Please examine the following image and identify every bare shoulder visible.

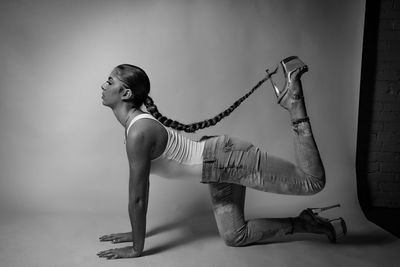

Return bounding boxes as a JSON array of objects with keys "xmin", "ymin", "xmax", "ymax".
[{"xmin": 126, "ymin": 118, "xmax": 160, "ymax": 158}]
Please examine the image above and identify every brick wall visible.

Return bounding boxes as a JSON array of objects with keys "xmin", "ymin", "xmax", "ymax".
[{"xmin": 357, "ymin": 0, "xmax": 400, "ymax": 208}]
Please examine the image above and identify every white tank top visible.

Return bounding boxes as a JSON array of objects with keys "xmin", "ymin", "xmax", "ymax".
[{"xmin": 126, "ymin": 114, "xmax": 205, "ymax": 180}]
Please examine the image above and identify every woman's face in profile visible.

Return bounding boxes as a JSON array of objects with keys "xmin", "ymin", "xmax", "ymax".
[{"xmin": 101, "ymin": 70, "xmax": 126, "ymax": 108}]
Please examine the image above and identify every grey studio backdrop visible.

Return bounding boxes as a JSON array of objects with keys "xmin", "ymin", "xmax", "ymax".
[{"xmin": 1, "ymin": 1, "xmax": 398, "ymax": 267}]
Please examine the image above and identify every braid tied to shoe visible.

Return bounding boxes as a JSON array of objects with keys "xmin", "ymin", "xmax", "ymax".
[{"xmin": 114, "ymin": 64, "xmax": 276, "ymax": 133}]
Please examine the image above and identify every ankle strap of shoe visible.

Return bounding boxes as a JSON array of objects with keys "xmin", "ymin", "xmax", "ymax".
[{"xmin": 292, "ymin": 117, "xmax": 310, "ymax": 125}]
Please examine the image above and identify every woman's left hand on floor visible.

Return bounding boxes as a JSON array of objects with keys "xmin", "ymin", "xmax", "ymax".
[{"xmin": 97, "ymin": 246, "xmax": 141, "ymax": 259}]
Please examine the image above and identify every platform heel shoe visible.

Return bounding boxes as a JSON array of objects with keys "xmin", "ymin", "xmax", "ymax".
[
  {"xmin": 266, "ymin": 56, "xmax": 309, "ymax": 111},
  {"xmin": 299, "ymin": 204, "xmax": 347, "ymax": 243}
]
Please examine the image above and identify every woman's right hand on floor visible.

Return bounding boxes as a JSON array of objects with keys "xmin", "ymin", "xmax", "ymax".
[{"xmin": 99, "ymin": 232, "xmax": 132, "ymax": 243}]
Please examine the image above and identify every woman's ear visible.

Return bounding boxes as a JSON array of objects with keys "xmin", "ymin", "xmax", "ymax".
[{"xmin": 121, "ymin": 88, "xmax": 133, "ymax": 101}]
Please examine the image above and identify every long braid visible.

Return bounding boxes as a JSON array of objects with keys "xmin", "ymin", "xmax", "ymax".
[
  {"xmin": 144, "ymin": 69, "xmax": 276, "ymax": 133},
  {"xmin": 144, "ymin": 96, "xmax": 187, "ymax": 131}
]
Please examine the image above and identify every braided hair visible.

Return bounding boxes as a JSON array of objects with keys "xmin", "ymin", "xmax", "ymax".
[{"xmin": 115, "ymin": 64, "xmax": 273, "ymax": 133}]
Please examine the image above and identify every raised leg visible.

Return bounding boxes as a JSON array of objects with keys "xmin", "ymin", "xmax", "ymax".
[
  {"xmin": 272, "ymin": 56, "xmax": 325, "ymax": 185},
  {"xmin": 216, "ymin": 57, "xmax": 325, "ymax": 195}
]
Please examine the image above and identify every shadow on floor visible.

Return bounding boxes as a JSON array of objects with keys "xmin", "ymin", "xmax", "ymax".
[
  {"xmin": 341, "ymin": 231, "xmax": 398, "ymax": 246},
  {"xmin": 141, "ymin": 203, "xmax": 399, "ymax": 256},
  {"xmin": 144, "ymin": 204, "xmax": 219, "ymax": 256}
]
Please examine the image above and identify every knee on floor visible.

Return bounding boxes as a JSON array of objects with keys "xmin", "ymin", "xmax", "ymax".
[{"xmin": 221, "ymin": 231, "xmax": 248, "ymax": 247}]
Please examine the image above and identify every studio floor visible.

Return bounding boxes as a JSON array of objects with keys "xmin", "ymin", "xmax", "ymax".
[{"xmin": 0, "ymin": 208, "xmax": 399, "ymax": 267}]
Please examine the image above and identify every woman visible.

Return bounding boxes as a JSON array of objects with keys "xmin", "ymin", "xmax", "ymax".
[{"xmin": 97, "ymin": 56, "xmax": 347, "ymax": 259}]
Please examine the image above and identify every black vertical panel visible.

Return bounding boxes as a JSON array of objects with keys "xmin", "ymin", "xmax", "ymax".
[{"xmin": 356, "ymin": 0, "xmax": 380, "ymax": 212}]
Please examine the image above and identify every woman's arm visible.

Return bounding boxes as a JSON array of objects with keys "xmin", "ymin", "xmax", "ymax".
[
  {"xmin": 97, "ymin": 128, "xmax": 152, "ymax": 260},
  {"xmin": 126, "ymin": 129, "xmax": 152, "ymax": 257}
]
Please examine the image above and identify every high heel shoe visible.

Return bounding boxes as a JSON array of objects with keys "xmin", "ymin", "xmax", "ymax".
[
  {"xmin": 298, "ymin": 204, "xmax": 347, "ymax": 243},
  {"xmin": 266, "ymin": 56, "xmax": 308, "ymax": 111}
]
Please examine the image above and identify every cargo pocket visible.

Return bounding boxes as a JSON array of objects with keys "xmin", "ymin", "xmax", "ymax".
[{"xmin": 223, "ymin": 136, "xmax": 254, "ymax": 152}]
